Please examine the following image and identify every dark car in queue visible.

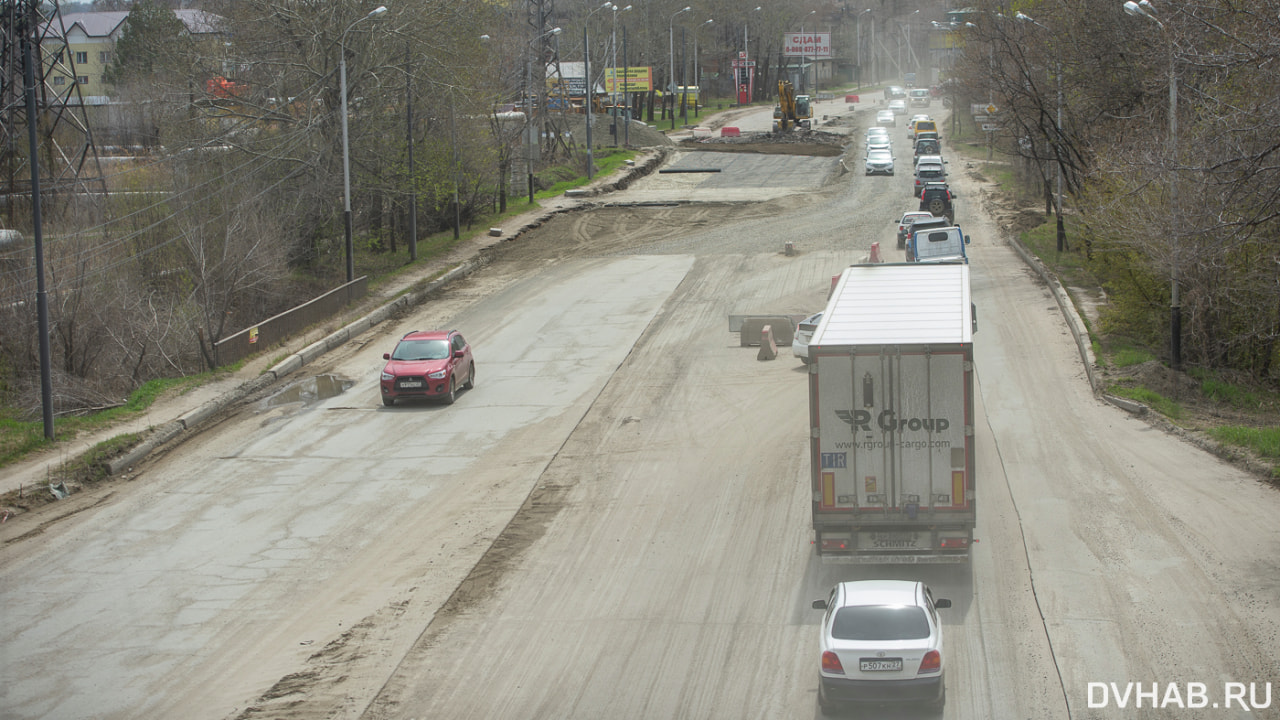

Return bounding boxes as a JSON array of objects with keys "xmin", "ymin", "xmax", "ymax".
[{"xmin": 380, "ymin": 329, "xmax": 475, "ymax": 406}]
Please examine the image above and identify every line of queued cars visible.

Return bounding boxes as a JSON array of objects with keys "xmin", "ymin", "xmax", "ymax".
[
  {"xmin": 818, "ymin": 91, "xmax": 961, "ymax": 713},
  {"xmin": 813, "ymin": 95, "xmax": 962, "ymax": 710},
  {"xmin": 864, "ymin": 124, "xmax": 895, "ymax": 175}
]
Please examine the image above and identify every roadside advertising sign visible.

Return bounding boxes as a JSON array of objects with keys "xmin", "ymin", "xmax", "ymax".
[
  {"xmin": 547, "ymin": 75, "xmax": 586, "ymax": 97},
  {"xmin": 604, "ymin": 67, "xmax": 654, "ymax": 93},
  {"xmin": 783, "ymin": 32, "xmax": 832, "ymax": 59}
]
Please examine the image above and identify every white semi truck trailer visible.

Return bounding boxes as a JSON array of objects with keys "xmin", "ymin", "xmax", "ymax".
[{"xmin": 807, "ymin": 262, "xmax": 976, "ymax": 562}]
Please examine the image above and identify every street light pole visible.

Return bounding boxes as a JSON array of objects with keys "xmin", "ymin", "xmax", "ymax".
[
  {"xmin": 339, "ymin": 5, "xmax": 387, "ymax": 284},
  {"xmin": 856, "ymin": 9, "xmax": 871, "ymax": 88},
  {"xmin": 738, "ymin": 6, "xmax": 761, "ymax": 106},
  {"xmin": 610, "ymin": 4, "xmax": 632, "ymax": 143},
  {"xmin": 1123, "ymin": 0, "xmax": 1180, "ymax": 368},
  {"xmin": 584, "ymin": 2, "xmax": 613, "ymax": 180},
  {"xmin": 21, "ymin": 20, "xmax": 54, "ymax": 438},
  {"xmin": 800, "ymin": 9, "xmax": 815, "ymax": 93},
  {"xmin": 404, "ymin": 41, "xmax": 417, "ymax": 261},
  {"xmin": 522, "ymin": 26, "xmax": 562, "ymax": 203},
  {"xmin": 692, "ymin": 18, "xmax": 712, "ymax": 118},
  {"xmin": 669, "ymin": 5, "xmax": 691, "ymax": 129},
  {"xmin": 904, "ymin": 9, "xmax": 919, "ymax": 79}
]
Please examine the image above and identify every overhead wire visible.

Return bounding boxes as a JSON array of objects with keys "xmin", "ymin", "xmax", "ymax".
[{"xmin": 0, "ymin": 68, "xmax": 356, "ymax": 305}]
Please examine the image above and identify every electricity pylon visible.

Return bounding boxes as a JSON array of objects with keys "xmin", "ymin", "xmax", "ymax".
[{"xmin": 1, "ymin": 0, "xmax": 107, "ymax": 226}]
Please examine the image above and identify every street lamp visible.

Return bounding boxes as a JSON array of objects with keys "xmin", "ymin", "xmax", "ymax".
[
  {"xmin": 739, "ymin": 7, "xmax": 762, "ymax": 106},
  {"xmin": 522, "ymin": 26, "xmax": 563, "ymax": 202},
  {"xmin": 688, "ymin": 18, "xmax": 712, "ymax": 121},
  {"xmin": 1122, "ymin": 0, "xmax": 1181, "ymax": 368},
  {"xmin": 1016, "ymin": 12, "xmax": 1067, "ymax": 254},
  {"xmin": 584, "ymin": 1, "xmax": 613, "ymax": 180},
  {"xmin": 903, "ymin": 8, "xmax": 920, "ymax": 80},
  {"xmin": 800, "ymin": 9, "xmax": 816, "ymax": 93},
  {"xmin": 610, "ymin": 4, "xmax": 632, "ymax": 143},
  {"xmin": 669, "ymin": 5, "xmax": 691, "ymax": 128},
  {"xmin": 855, "ymin": 9, "xmax": 871, "ymax": 88},
  {"xmin": 339, "ymin": 5, "xmax": 388, "ymax": 283}
]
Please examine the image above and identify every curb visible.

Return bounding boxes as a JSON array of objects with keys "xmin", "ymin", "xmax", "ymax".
[{"xmin": 1007, "ymin": 235, "xmax": 1157, "ymax": 418}]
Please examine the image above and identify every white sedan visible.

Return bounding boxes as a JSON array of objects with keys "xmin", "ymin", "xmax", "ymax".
[
  {"xmin": 812, "ymin": 580, "xmax": 951, "ymax": 713},
  {"xmin": 875, "ymin": 110, "xmax": 896, "ymax": 127},
  {"xmin": 792, "ymin": 312, "xmax": 823, "ymax": 363}
]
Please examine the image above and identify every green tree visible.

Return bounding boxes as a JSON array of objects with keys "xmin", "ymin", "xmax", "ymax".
[{"xmin": 103, "ymin": 0, "xmax": 192, "ymax": 88}]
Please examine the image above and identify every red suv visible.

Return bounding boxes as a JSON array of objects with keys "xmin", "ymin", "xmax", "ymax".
[{"xmin": 380, "ymin": 329, "xmax": 474, "ymax": 406}]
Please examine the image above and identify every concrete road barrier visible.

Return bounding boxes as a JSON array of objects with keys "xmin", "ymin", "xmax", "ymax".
[
  {"xmin": 298, "ymin": 340, "xmax": 327, "ymax": 365},
  {"xmin": 271, "ymin": 354, "xmax": 303, "ymax": 378},
  {"xmin": 757, "ymin": 325, "xmax": 778, "ymax": 361},
  {"xmin": 738, "ymin": 316, "xmax": 796, "ymax": 347}
]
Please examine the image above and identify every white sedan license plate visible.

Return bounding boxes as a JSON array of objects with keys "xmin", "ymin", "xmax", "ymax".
[
  {"xmin": 860, "ymin": 658, "xmax": 903, "ymax": 672},
  {"xmin": 399, "ymin": 381, "xmax": 423, "ymax": 388}
]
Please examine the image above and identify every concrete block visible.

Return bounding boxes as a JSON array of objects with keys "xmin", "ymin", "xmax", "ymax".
[
  {"xmin": 738, "ymin": 316, "xmax": 796, "ymax": 346},
  {"xmin": 489, "ymin": 228, "xmax": 503, "ymax": 237},
  {"xmin": 272, "ymin": 354, "xmax": 303, "ymax": 377},
  {"xmin": 757, "ymin": 325, "xmax": 778, "ymax": 361},
  {"xmin": 244, "ymin": 374, "xmax": 276, "ymax": 396},
  {"xmin": 152, "ymin": 421, "xmax": 185, "ymax": 445},
  {"xmin": 346, "ymin": 316, "xmax": 371, "ymax": 338},
  {"xmin": 324, "ymin": 327, "xmax": 350, "ymax": 351},
  {"xmin": 298, "ymin": 340, "xmax": 327, "ymax": 365},
  {"xmin": 178, "ymin": 401, "xmax": 220, "ymax": 430},
  {"xmin": 107, "ymin": 439, "xmax": 158, "ymax": 475},
  {"xmin": 367, "ymin": 305, "xmax": 393, "ymax": 326}
]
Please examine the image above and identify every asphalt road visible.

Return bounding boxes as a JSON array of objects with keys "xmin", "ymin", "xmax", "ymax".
[{"xmin": 2, "ymin": 102, "xmax": 1278, "ymax": 720}]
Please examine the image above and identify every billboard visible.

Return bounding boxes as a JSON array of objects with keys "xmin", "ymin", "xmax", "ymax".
[
  {"xmin": 783, "ymin": 32, "xmax": 832, "ymax": 59},
  {"xmin": 604, "ymin": 67, "xmax": 654, "ymax": 93},
  {"xmin": 547, "ymin": 75, "xmax": 587, "ymax": 97}
]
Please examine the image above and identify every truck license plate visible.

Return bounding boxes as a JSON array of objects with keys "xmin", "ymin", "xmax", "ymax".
[
  {"xmin": 860, "ymin": 658, "xmax": 903, "ymax": 672},
  {"xmin": 860, "ymin": 532, "xmax": 922, "ymax": 550}
]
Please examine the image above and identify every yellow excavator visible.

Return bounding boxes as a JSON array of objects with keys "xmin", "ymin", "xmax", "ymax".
[{"xmin": 773, "ymin": 80, "xmax": 813, "ymax": 131}]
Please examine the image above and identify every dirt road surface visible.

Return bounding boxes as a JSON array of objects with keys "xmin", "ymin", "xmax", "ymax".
[{"xmin": 2, "ymin": 102, "xmax": 1278, "ymax": 720}]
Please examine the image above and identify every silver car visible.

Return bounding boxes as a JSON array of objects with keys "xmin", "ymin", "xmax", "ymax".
[{"xmin": 865, "ymin": 149, "xmax": 894, "ymax": 175}]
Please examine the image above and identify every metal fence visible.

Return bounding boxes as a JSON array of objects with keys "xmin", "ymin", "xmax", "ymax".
[{"xmin": 213, "ymin": 276, "xmax": 368, "ymax": 367}]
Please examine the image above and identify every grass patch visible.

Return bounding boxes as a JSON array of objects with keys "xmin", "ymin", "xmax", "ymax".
[
  {"xmin": 1200, "ymin": 377, "xmax": 1261, "ymax": 408},
  {"xmin": 0, "ymin": 375, "xmax": 201, "ymax": 470},
  {"xmin": 1113, "ymin": 347, "xmax": 1156, "ymax": 368},
  {"xmin": 1186, "ymin": 367, "xmax": 1270, "ymax": 410},
  {"xmin": 1208, "ymin": 426, "xmax": 1280, "ymax": 460},
  {"xmin": 65, "ymin": 433, "xmax": 143, "ymax": 483},
  {"xmin": 1019, "ymin": 217, "xmax": 1095, "ymax": 288},
  {"xmin": 539, "ymin": 149, "xmax": 638, "ymax": 197},
  {"xmin": 1108, "ymin": 385, "xmax": 1182, "ymax": 419}
]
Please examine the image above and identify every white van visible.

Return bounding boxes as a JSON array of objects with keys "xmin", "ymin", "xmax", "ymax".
[{"xmin": 909, "ymin": 88, "xmax": 930, "ymax": 107}]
